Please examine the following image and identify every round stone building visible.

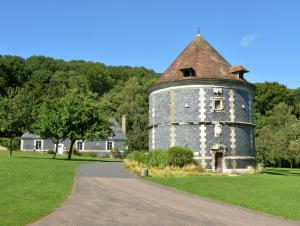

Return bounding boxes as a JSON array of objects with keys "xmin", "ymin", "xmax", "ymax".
[{"xmin": 148, "ymin": 34, "xmax": 255, "ymax": 173}]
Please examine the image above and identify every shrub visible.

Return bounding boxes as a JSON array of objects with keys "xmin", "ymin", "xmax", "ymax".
[
  {"xmin": 80, "ymin": 152, "xmax": 97, "ymax": 157},
  {"xmin": 111, "ymin": 147, "xmax": 120, "ymax": 158},
  {"xmin": 126, "ymin": 151, "xmax": 149, "ymax": 165},
  {"xmin": 166, "ymin": 146, "xmax": 194, "ymax": 167},
  {"xmin": 147, "ymin": 150, "xmax": 167, "ymax": 167},
  {"xmin": 73, "ymin": 149, "xmax": 82, "ymax": 156},
  {"xmin": 126, "ymin": 148, "xmax": 194, "ymax": 168},
  {"xmin": 47, "ymin": 150, "xmax": 54, "ymax": 154},
  {"xmin": 0, "ymin": 138, "xmax": 20, "ymax": 150}
]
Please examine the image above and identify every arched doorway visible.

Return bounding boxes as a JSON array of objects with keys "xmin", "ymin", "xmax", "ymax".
[{"xmin": 215, "ymin": 152, "xmax": 223, "ymax": 173}]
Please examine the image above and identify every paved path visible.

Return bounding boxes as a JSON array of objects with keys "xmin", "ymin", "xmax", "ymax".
[{"xmin": 32, "ymin": 162, "xmax": 300, "ymax": 226}]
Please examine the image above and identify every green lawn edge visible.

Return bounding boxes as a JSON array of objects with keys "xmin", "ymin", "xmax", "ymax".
[
  {"xmin": 144, "ymin": 168, "xmax": 300, "ymax": 221},
  {"xmin": 0, "ymin": 151, "xmax": 121, "ymax": 226}
]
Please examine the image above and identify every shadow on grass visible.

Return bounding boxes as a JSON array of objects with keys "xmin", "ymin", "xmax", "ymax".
[
  {"xmin": 262, "ymin": 169, "xmax": 300, "ymax": 177},
  {"xmin": 15, "ymin": 156, "xmax": 122, "ymax": 162},
  {"xmin": 263, "ymin": 171, "xmax": 287, "ymax": 176}
]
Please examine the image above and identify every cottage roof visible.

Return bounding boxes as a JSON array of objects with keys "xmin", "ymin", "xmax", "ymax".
[
  {"xmin": 21, "ymin": 132, "xmax": 40, "ymax": 139},
  {"xmin": 156, "ymin": 35, "xmax": 249, "ymax": 85},
  {"xmin": 21, "ymin": 119, "xmax": 127, "ymax": 141}
]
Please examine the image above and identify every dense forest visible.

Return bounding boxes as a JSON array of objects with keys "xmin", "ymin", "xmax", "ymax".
[{"xmin": 0, "ymin": 55, "xmax": 300, "ymax": 166}]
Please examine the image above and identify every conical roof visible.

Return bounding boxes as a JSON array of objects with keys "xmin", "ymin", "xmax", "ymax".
[{"xmin": 156, "ymin": 35, "xmax": 246, "ymax": 85}]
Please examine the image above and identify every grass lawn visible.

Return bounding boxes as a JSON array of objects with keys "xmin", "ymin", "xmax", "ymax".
[
  {"xmin": 0, "ymin": 151, "xmax": 121, "ymax": 226},
  {"xmin": 146, "ymin": 168, "xmax": 300, "ymax": 221}
]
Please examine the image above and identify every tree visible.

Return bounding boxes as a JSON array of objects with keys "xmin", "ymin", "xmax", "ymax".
[
  {"xmin": 256, "ymin": 103, "xmax": 300, "ymax": 167},
  {"xmin": 0, "ymin": 56, "xmax": 28, "ymax": 94},
  {"xmin": 0, "ymin": 88, "xmax": 38, "ymax": 157},
  {"xmin": 34, "ymin": 98, "xmax": 69, "ymax": 159},
  {"xmin": 288, "ymin": 138, "xmax": 300, "ymax": 168},
  {"xmin": 292, "ymin": 87, "xmax": 300, "ymax": 104},
  {"xmin": 254, "ymin": 82, "xmax": 294, "ymax": 115},
  {"xmin": 61, "ymin": 90, "xmax": 111, "ymax": 160},
  {"xmin": 100, "ymin": 77, "xmax": 156, "ymax": 151}
]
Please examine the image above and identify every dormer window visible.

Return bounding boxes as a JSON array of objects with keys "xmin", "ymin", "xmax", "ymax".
[
  {"xmin": 230, "ymin": 65, "xmax": 249, "ymax": 79},
  {"xmin": 180, "ymin": 68, "xmax": 196, "ymax": 77}
]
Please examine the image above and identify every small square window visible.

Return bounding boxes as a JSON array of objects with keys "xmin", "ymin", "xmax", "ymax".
[{"xmin": 213, "ymin": 98, "xmax": 223, "ymax": 111}]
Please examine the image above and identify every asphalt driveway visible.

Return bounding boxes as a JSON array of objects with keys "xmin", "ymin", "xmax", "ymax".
[{"xmin": 32, "ymin": 162, "xmax": 300, "ymax": 226}]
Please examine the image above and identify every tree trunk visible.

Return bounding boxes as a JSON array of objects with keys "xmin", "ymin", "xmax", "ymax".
[
  {"xmin": 9, "ymin": 137, "xmax": 13, "ymax": 158},
  {"xmin": 290, "ymin": 161, "xmax": 293, "ymax": 168},
  {"xmin": 67, "ymin": 140, "xmax": 75, "ymax": 160},
  {"xmin": 53, "ymin": 140, "xmax": 59, "ymax": 159}
]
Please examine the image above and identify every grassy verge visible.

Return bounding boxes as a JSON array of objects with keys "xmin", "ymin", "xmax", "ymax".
[
  {"xmin": 145, "ymin": 168, "xmax": 300, "ymax": 221},
  {"xmin": 0, "ymin": 151, "xmax": 121, "ymax": 226}
]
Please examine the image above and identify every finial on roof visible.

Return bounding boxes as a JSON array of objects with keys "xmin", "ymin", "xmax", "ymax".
[{"xmin": 196, "ymin": 27, "xmax": 201, "ymax": 37}]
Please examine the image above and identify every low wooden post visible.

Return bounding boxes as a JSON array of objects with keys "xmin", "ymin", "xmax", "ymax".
[{"xmin": 141, "ymin": 168, "xmax": 148, "ymax": 177}]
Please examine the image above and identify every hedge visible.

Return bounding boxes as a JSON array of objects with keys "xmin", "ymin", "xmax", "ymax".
[{"xmin": 126, "ymin": 146, "xmax": 194, "ymax": 168}]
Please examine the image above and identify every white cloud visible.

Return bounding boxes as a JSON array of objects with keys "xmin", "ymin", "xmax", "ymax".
[{"xmin": 240, "ymin": 33, "xmax": 259, "ymax": 47}]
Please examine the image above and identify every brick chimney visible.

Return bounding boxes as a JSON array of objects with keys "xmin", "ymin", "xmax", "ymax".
[{"xmin": 121, "ymin": 114, "xmax": 126, "ymax": 134}]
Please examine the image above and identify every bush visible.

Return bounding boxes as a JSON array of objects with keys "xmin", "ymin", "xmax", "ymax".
[
  {"xmin": 147, "ymin": 150, "xmax": 167, "ymax": 167},
  {"xmin": 47, "ymin": 150, "xmax": 54, "ymax": 154},
  {"xmin": 126, "ymin": 151, "xmax": 149, "ymax": 165},
  {"xmin": 73, "ymin": 149, "xmax": 82, "ymax": 156},
  {"xmin": 126, "ymin": 147, "xmax": 194, "ymax": 168},
  {"xmin": 166, "ymin": 146, "xmax": 194, "ymax": 167},
  {"xmin": 111, "ymin": 147, "xmax": 120, "ymax": 158},
  {"xmin": 0, "ymin": 138, "xmax": 20, "ymax": 150},
  {"xmin": 80, "ymin": 152, "xmax": 97, "ymax": 157}
]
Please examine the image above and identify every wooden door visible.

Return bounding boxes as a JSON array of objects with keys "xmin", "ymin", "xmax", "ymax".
[{"xmin": 215, "ymin": 152, "xmax": 223, "ymax": 172}]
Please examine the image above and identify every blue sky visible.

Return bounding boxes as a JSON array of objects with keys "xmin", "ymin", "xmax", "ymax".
[{"xmin": 0, "ymin": 0, "xmax": 299, "ymax": 88}]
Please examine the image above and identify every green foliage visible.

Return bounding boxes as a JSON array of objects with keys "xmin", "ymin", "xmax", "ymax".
[
  {"xmin": 292, "ymin": 87, "xmax": 300, "ymax": 104},
  {"xmin": 0, "ymin": 87, "xmax": 40, "ymax": 157},
  {"xmin": 0, "ymin": 56, "xmax": 29, "ymax": 94},
  {"xmin": 254, "ymin": 82, "xmax": 294, "ymax": 115},
  {"xmin": 166, "ymin": 146, "xmax": 194, "ymax": 167},
  {"xmin": 73, "ymin": 148, "xmax": 81, "ymax": 156},
  {"xmin": 0, "ymin": 55, "xmax": 159, "ymax": 159},
  {"xmin": 111, "ymin": 147, "xmax": 120, "ymax": 158},
  {"xmin": 256, "ymin": 103, "xmax": 300, "ymax": 167},
  {"xmin": 147, "ymin": 150, "xmax": 168, "ymax": 167},
  {"xmin": 59, "ymin": 89, "xmax": 111, "ymax": 159},
  {"xmin": 47, "ymin": 150, "xmax": 54, "ymax": 154},
  {"xmin": 34, "ymin": 97, "xmax": 69, "ymax": 157},
  {"xmin": 80, "ymin": 152, "xmax": 97, "ymax": 157},
  {"xmin": 0, "ymin": 137, "xmax": 20, "ymax": 150},
  {"xmin": 0, "ymin": 87, "xmax": 38, "ymax": 137},
  {"xmin": 126, "ymin": 151, "xmax": 149, "ymax": 165},
  {"xmin": 287, "ymin": 138, "xmax": 300, "ymax": 167},
  {"xmin": 126, "ymin": 147, "xmax": 194, "ymax": 168},
  {"xmin": 100, "ymin": 76, "xmax": 157, "ymax": 151}
]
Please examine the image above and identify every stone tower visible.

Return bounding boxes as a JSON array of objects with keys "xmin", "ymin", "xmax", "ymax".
[{"xmin": 148, "ymin": 34, "xmax": 255, "ymax": 173}]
